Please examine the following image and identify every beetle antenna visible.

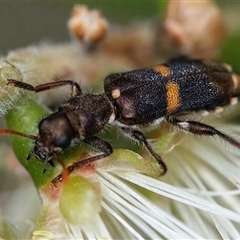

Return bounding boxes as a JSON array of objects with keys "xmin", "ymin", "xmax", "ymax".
[{"xmin": 0, "ymin": 129, "xmax": 36, "ymax": 140}]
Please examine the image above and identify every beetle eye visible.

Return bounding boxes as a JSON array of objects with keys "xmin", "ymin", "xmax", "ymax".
[{"xmin": 55, "ymin": 135, "xmax": 71, "ymax": 149}]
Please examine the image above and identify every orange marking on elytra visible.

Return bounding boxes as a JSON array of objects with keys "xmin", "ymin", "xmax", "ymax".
[
  {"xmin": 166, "ymin": 82, "xmax": 180, "ymax": 114},
  {"xmin": 152, "ymin": 65, "xmax": 171, "ymax": 77}
]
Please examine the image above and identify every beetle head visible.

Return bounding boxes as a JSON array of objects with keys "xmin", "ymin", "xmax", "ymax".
[{"xmin": 31, "ymin": 111, "xmax": 76, "ymax": 163}]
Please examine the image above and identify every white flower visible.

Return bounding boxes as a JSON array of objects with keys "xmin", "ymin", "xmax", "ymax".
[{"xmin": 29, "ymin": 122, "xmax": 240, "ymax": 239}]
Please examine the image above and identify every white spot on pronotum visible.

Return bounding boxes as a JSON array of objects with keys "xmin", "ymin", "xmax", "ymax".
[
  {"xmin": 230, "ymin": 97, "xmax": 238, "ymax": 106},
  {"xmin": 111, "ymin": 89, "xmax": 120, "ymax": 99}
]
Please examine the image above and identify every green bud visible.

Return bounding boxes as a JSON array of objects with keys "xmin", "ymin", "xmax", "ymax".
[{"xmin": 59, "ymin": 175, "xmax": 101, "ymax": 225}]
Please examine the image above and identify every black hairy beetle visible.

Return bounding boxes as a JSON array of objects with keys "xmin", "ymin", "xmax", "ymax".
[{"xmin": 4, "ymin": 57, "xmax": 240, "ymax": 184}]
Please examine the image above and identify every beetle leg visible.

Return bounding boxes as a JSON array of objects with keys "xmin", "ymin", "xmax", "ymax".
[
  {"xmin": 121, "ymin": 127, "xmax": 167, "ymax": 175},
  {"xmin": 52, "ymin": 136, "xmax": 113, "ymax": 186},
  {"xmin": 42, "ymin": 159, "xmax": 54, "ymax": 174},
  {"xmin": 7, "ymin": 79, "xmax": 82, "ymax": 97},
  {"xmin": 168, "ymin": 117, "xmax": 240, "ymax": 148}
]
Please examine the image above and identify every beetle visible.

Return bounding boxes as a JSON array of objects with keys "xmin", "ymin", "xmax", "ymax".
[{"xmin": 4, "ymin": 57, "xmax": 240, "ymax": 184}]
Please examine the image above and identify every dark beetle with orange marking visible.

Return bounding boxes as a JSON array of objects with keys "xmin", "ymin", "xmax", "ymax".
[{"xmin": 4, "ymin": 57, "xmax": 240, "ymax": 184}]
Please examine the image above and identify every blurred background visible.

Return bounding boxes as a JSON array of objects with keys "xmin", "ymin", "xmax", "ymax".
[
  {"xmin": 0, "ymin": 3, "xmax": 235, "ymax": 48},
  {"xmin": 0, "ymin": 1, "xmax": 239, "ymax": 70},
  {"xmin": 0, "ymin": 1, "xmax": 163, "ymax": 54}
]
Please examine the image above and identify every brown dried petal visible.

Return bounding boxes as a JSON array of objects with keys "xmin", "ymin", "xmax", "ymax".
[
  {"xmin": 156, "ymin": 0, "xmax": 227, "ymax": 59},
  {"xmin": 68, "ymin": 5, "xmax": 108, "ymax": 44}
]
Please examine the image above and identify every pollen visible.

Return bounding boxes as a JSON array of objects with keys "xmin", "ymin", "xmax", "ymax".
[{"xmin": 166, "ymin": 82, "xmax": 180, "ymax": 114}]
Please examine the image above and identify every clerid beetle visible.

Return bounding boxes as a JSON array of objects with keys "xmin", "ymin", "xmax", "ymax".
[{"xmin": 4, "ymin": 57, "xmax": 240, "ymax": 184}]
